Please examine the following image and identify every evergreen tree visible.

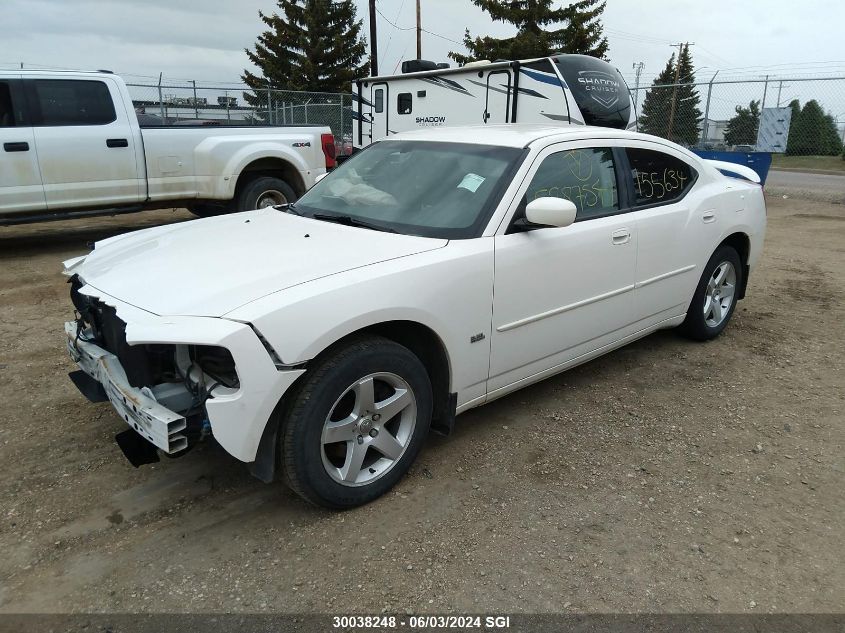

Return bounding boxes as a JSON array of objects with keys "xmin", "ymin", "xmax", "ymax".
[
  {"xmin": 723, "ymin": 100, "xmax": 761, "ymax": 146},
  {"xmin": 671, "ymin": 44, "xmax": 702, "ymax": 145},
  {"xmin": 787, "ymin": 100, "xmax": 843, "ymax": 156},
  {"xmin": 449, "ymin": 0, "xmax": 609, "ymax": 65},
  {"xmin": 785, "ymin": 99, "xmax": 802, "ymax": 155},
  {"xmin": 820, "ymin": 112, "xmax": 844, "ymax": 156},
  {"xmin": 242, "ymin": 0, "xmax": 369, "ymax": 104},
  {"xmin": 638, "ymin": 45, "xmax": 701, "ymax": 145},
  {"xmin": 637, "ymin": 55, "xmax": 675, "ymax": 139}
]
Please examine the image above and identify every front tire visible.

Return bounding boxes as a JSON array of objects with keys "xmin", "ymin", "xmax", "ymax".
[
  {"xmin": 280, "ymin": 336, "xmax": 433, "ymax": 509},
  {"xmin": 679, "ymin": 245, "xmax": 743, "ymax": 341}
]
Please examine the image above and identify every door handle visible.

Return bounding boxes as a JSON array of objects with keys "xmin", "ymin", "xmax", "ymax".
[
  {"xmin": 106, "ymin": 138, "xmax": 129, "ymax": 148},
  {"xmin": 3, "ymin": 142, "xmax": 29, "ymax": 152},
  {"xmin": 702, "ymin": 211, "xmax": 716, "ymax": 223},
  {"xmin": 611, "ymin": 228, "xmax": 631, "ymax": 245}
]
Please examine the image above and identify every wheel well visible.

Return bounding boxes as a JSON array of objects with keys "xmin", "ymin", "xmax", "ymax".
[
  {"xmin": 357, "ymin": 321, "xmax": 454, "ymax": 433},
  {"xmin": 235, "ymin": 158, "xmax": 305, "ymax": 199},
  {"xmin": 719, "ymin": 232, "xmax": 750, "ymax": 299},
  {"xmin": 247, "ymin": 319, "xmax": 455, "ymax": 484}
]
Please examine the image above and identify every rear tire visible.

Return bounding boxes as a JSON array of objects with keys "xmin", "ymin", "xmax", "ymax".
[
  {"xmin": 236, "ymin": 176, "xmax": 297, "ymax": 212},
  {"xmin": 679, "ymin": 245, "xmax": 743, "ymax": 341},
  {"xmin": 280, "ymin": 336, "xmax": 432, "ymax": 509}
]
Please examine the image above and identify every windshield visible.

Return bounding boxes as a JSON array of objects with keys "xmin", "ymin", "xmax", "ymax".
[{"xmin": 294, "ymin": 141, "xmax": 524, "ymax": 239}]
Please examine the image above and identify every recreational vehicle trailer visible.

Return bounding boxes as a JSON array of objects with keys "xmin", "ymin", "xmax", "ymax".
[{"xmin": 352, "ymin": 54, "xmax": 636, "ymax": 150}]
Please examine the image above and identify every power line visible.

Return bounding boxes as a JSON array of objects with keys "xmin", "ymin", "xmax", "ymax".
[
  {"xmin": 374, "ymin": 6, "xmax": 414, "ymax": 30},
  {"xmin": 375, "ymin": 5, "xmax": 463, "ymax": 45},
  {"xmin": 421, "ymin": 28, "xmax": 463, "ymax": 46},
  {"xmin": 380, "ymin": 0, "xmax": 408, "ymax": 64}
]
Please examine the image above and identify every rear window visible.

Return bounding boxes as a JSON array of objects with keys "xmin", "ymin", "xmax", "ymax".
[
  {"xmin": 30, "ymin": 79, "xmax": 116, "ymax": 126},
  {"xmin": 625, "ymin": 148, "xmax": 696, "ymax": 206},
  {"xmin": 0, "ymin": 82, "xmax": 20, "ymax": 127}
]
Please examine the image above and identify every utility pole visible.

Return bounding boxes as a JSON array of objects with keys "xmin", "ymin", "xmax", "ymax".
[
  {"xmin": 632, "ymin": 61, "xmax": 644, "ymax": 109},
  {"xmin": 416, "ymin": 0, "xmax": 422, "ymax": 60},
  {"xmin": 667, "ymin": 42, "xmax": 693, "ymax": 142},
  {"xmin": 369, "ymin": 0, "xmax": 379, "ymax": 76}
]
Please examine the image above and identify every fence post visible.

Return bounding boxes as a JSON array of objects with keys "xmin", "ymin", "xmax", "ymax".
[
  {"xmin": 157, "ymin": 73, "xmax": 165, "ymax": 122},
  {"xmin": 761, "ymin": 74, "xmax": 769, "ymax": 108},
  {"xmin": 191, "ymin": 79, "xmax": 198, "ymax": 119},
  {"xmin": 267, "ymin": 83, "xmax": 273, "ymax": 125},
  {"xmin": 225, "ymin": 90, "xmax": 231, "ymax": 123},
  {"xmin": 702, "ymin": 71, "xmax": 719, "ymax": 144},
  {"xmin": 339, "ymin": 96, "xmax": 344, "ymax": 139}
]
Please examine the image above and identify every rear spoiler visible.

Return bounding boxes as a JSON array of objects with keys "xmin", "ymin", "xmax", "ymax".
[{"xmin": 705, "ymin": 159, "xmax": 761, "ymax": 184}]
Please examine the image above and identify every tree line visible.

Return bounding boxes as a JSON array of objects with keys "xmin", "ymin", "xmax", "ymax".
[
  {"xmin": 719, "ymin": 98, "xmax": 842, "ymax": 156},
  {"xmin": 243, "ymin": 0, "xmax": 844, "ymax": 158},
  {"xmin": 242, "ymin": 0, "xmax": 608, "ymax": 95}
]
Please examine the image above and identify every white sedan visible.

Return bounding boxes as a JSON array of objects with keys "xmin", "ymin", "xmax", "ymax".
[{"xmin": 63, "ymin": 125, "xmax": 766, "ymax": 508}]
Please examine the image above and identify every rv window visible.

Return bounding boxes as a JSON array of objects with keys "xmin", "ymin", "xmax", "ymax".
[
  {"xmin": 398, "ymin": 93, "xmax": 413, "ymax": 115},
  {"xmin": 374, "ymin": 89, "xmax": 384, "ymax": 114}
]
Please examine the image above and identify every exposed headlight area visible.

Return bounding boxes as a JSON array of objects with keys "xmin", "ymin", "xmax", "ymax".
[
  {"xmin": 185, "ymin": 345, "xmax": 239, "ymax": 390},
  {"xmin": 68, "ymin": 274, "xmax": 240, "ymax": 453}
]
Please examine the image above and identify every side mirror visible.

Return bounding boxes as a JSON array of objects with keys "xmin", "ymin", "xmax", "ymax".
[
  {"xmin": 525, "ymin": 197, "xmax": 577, "ymax": 228},
  {"xmin": 314, "ymin": 172, "xmax": 329, "ymax": 184}
]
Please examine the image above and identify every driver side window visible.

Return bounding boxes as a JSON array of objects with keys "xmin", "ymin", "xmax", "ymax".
[{"xmin": 525, "ymin": 148, "xmax": 619, "ymax": 221}]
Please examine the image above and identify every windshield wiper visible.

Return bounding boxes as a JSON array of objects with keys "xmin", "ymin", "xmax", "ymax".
[
  {"xmin": 312, "ymin": 213, "xmax": 397, "ymax": 233},
  {"xmin": 279, "ymin": 202, "xmax": 303, "ymax": 216}
]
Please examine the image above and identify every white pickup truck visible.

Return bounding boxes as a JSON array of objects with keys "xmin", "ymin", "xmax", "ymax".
[{"xmin": 0, "ymin": 70, "xmax": 335, "ymax": 225}]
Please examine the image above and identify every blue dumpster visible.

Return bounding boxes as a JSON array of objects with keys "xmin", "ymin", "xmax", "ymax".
[{"xmin": 691, "ymin": 150, "xmax": 773, "ymax": 186}]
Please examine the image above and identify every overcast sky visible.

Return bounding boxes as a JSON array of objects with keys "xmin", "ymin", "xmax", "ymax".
[{"xmin": 2, "ymin": 0, "xmax": 844, "ymax": 117}]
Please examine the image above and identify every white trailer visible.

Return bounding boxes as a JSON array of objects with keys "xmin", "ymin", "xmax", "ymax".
[{"xmin": 352, "ymin": 54, "xmax": 636, "ymax": 149}]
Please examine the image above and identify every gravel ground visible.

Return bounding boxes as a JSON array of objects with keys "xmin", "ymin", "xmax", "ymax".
[{"xmin": 0, "ymin": 195, "xmax": 842, "ymax": 615}]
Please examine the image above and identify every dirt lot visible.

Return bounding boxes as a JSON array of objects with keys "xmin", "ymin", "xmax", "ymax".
[{"xmin": 0, "ymin": 196, "xmax": 842, "ymax": 615}]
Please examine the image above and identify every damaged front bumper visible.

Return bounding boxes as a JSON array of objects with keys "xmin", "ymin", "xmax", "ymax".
[
  {"xmin": 63, "ymin": 281, "xmax": 306, "ymax": 464},
  {"xmin": 65, "ymin": 321, "xmax": 189, "ymax": 453}
]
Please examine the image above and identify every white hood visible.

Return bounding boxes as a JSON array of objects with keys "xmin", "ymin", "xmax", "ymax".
[{"xmin": 72, "ymin": 210, "xmax": 447, "ymax": 317}]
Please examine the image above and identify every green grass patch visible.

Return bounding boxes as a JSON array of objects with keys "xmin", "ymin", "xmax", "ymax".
[{"xmin": 771, "ymin": 155, "xmax": 845, "ymax": 172}]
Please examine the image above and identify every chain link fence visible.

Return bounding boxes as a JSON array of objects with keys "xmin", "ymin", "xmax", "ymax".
[
  {"xmin": 629, "ymin": 76, "xmax": 845, "ymax": 157},
  {"xmin": 126, "ymin": 76, "xmax": 845, "ymax": 160},
  {"xmin": 126, "ymin": 81, "xmax": 353, "ymax": 142}
]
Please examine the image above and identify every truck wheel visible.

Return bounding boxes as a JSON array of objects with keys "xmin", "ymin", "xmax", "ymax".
[
  {"xmin": 679, "ymin": 245, "xmax": 743, "ymax": 341},
  {"xmin": 280, "ymin": 336, "xmax": 433, "ymax": 509},
  {"xmin": 237, "ymin": 176, "xmax": 297, "ymax": 212}
]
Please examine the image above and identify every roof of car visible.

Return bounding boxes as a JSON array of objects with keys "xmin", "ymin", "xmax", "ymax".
[{"xmin": 387, "ymin": 124, "xmax": 655, "ymax": 148}]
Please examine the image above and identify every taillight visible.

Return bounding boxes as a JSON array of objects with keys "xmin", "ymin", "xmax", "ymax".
[{"xmin": 321, "ymin": 133, "xmax": 336, "ymax": 169}]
